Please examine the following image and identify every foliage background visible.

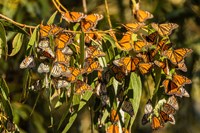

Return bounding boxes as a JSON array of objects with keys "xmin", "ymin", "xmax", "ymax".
[{"xmin": 0, "ymin": 0, "xmax": 200, "ymax": 132}]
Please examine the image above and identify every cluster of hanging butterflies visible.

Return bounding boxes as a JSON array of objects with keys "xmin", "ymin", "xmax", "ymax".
[
  {"xmin": 18, "ymin": 1, "xmax": 193, "ymax": 131},
  {"xmin": 19, "ymin": 10, "xmax": 105, "ymax": 95},
  {"xmin": 142, "ymin": 96, "xmax": 179, "ymax": 130},
  {"xmin": 107, "ymin": 7, "xmax": 193, "ymax": 131}
]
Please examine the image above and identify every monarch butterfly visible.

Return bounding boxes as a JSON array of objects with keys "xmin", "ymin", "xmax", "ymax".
[
  {"xmin": 81, "ymin": 13, "xmax": 103, "ymax": 32},
  {"xmin": 116, "ymin": 31, "xmax": 134, "ymax": 51},
  {"xmin": 51, "ymin": 63, "xmax": 71, "ymax": 77},
  {"xmin": 62, "ymin": 11, "xmax": 85, "ymax": 22},
  {"xmin": 20, "ymin": 56, "xmax": 35, "ymax": 69},
  {"xmin": 37, "ymin": 63, "xmax": 50, "ymax": 73},
  {"xmin": 85, "ymin": 45, "xmax": 106, "ymax": 58},
  {"xmin": 39, "ymin": 24, "xmax": 63, "ymax": 38},
  {"xmin": 151, "ymin": 115, "xmax": 164, "ymax": 130},
  {"xmin": 122, "ymin": 100, "xmax": 134, "ymax": 117},
  {"xmin": 176, "ymin": 60, "xmax": 187, "ymax": 72},
  {"xmin": 150, "ymin": 39, "xmax": 173, "ymax": 58},
  {"xmin": 38, "ymin": 41, "xmax": 55, "ymax": 59},
  {"xmin": 142, "ymin": 100, "xmax": 153, "ymax": 125},
  {"xmin": 6, "ymin": 120, "xmax": 16, "ymax": 132},
  {"xmin": 136, "ymin": 52, "xmax": 151, "ymax": 63},
  {"xmin": 84, "ymin": 57, "xmax": 103, "ymax": 74},
  {"xmin": 61, "ymin": 46, "xmax": 73, "ymax": 55},
  {"xmin": 138, "ymin": 62, "xmax": 153, "ymax": 75},
  {"xmin": 55, "ymin": 49, "xmax": 70, "ymax": 66},
  {"xmin": 159, "ymin": 110, "xmax": 174, "ymax": 123},
  {"xmin": 75, "ymin": 80, "xmax": 92, "ymax": 94},
  {"xmin": 162, "ymin": 74, "xmax": 192, "ymax": 95},
  {"xmin": 106, "ymin": 124, "xmax": 119, "ymax": 133},
  {"xmin": 151, "ymin": 23, "xmax": 179, "ymax": 36},
  {"xmin": 175, "ymin": 87, "xmax": 190, "ymax": 97},
  {"xmin": 56, "ymin": 80, "xmax": 69, "ymax": 89},
  {"xmin": 163, "ymin": 48, "xmax": 193, "ymax": 65},
  {"xmin": 143, "ymin": 32, "xmax": 159, "ymax": 44},
  {"xmin": 55, "ymin": 32, "xmax": 74, "ymax": 49},
  {"xmin": 122, "ymin": 22, "xmax": 145, "ymax": 32},
  {"xmin": 133, "ymin": 40, "xmax": 150, "ymax": 52},
  {"xmin": 110, "ymin": 109, "xmax": 119, "ymax": 123},
  {"xmin": 113, "ymin": 57, "xmax": 140, "ymax": 75},
  {"xmin": 65, "ymin": 67, "xmax": 85, "ymax": 83},
  {"xmin": 162, "ymin": 96, "xmax": 178, "ymax": 115},
  {"xmin": 134, "ymin": 9, "xmax": 154, "ymax": 22},
  {"xmin": 109, "ymin": 64, "xmax": 125, "ymax": 83},
  {"xmin": 154, "ymin": 60, "xmax": 170, "ymax": 75}
]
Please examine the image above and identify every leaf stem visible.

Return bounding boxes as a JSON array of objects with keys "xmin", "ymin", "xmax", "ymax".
[
  {"xmin": 0, "ymin": 14, "xmax": 36, "ymax": 29},
  {"xmin": 104, "ymin": 0, "xmax": 112, "ymax": 29}
]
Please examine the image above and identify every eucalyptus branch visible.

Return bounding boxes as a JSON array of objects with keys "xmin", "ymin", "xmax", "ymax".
[
  {"xmin": 104, "ymin": 0, "xmax": 112, "ymax": 29},
  {"xmin": 0, "ymin": 14, "xmax": 36, "ymax": 29},
  {"xmin": 82, "ymin": 0, "xmax": 88, "ymax": 14}
]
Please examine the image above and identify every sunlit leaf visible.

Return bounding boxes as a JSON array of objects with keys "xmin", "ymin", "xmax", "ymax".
[
  {"xmin": 27, "ymin": 25, "xmax": 39, "ymax": 50},
  {"xmin": 126, "ymin": 72, "xmax": 142, "ymax": 131},
  {"xmin": 61, "ymin": 112, "xmax": 77, "ymax": 133},
  {"xmin": 9, "ymin": 33, "xmax": 24, "ymax": 56},
  {"xmin": 78, "ymin": 91, "xmax": 93, "ymax": 111},
  {"xmin": 47, "ymin": 11, "xmax": 58, "ymax": 25}
]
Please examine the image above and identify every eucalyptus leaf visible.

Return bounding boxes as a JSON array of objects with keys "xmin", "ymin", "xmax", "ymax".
[
  {"xmin": 9, "ymin": 33, "xmax": 24, "ymax": 56},
  {"xmin": 47, "ymin": 11, "xmax": 58, "ymax": 25},
  {"xmin": 127, "ymin": 73, "xmax": 142, "ymax": 131},
  {"xmin": 0, "ymin": 22, "xmax": 7, "ymax": 59},
  {"xmin": 27, "ymin": 26, "xmax": 39, "ymax": 50}
]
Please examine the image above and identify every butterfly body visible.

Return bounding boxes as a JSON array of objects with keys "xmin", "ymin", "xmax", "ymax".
[{"xmin": 62, "ymin": 11, "xmax": 86, "ymax": 22}]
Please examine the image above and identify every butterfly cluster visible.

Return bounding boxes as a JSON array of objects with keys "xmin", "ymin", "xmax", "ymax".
[
  {"xmin": 17, "ymin": 0, "xmax": 193, "ymax": 132},
  {"xmin": 142, "ymin": 96, "xmax": 179, "ymax": 129},
  {"xmin": 20, "ymin": 8, "xmax": 105, "ymax": 95}
]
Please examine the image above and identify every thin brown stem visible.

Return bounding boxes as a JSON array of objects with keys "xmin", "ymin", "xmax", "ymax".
[
  {"xmin": 104, "ymin": 0, "xmax": 112, "ymax": 29},
  {"xmin": 63, "ymin": 29, "xmax": 115, "ymax": 34},
  {"xmin": 82, "ymin": 0, "xmax": 87, "ymax": 14},
  {"xmin": 0, "ymin": 14, "xmax": 36, "ymax": 29},
  {"xmin": 52, "ymin": 0, "xmax": 64, "ymax": 13},
  {"xmin": 55, "ymin": 0, "xmax": 68, "ymax": 12}
]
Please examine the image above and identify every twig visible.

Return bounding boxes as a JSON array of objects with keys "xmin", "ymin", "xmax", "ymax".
[
  {"xmin": 0, "ymin": 14, "xmax": 36, "ymax": 29},
  {"xmin": 63, "ymin": 29, "xmax": 115, "ymax": 34},
  {"xmin": 82, "ymin": 0, "xmax": 88, "ymax": 14},
  {"xmin": 104, "ymin": 0, "xmax": 112, "ymax": 29}
]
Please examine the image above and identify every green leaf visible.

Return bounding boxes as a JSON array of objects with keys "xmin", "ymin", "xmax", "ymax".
[
  {"xmin": 47, "ymin": 11, "xmax": 58, "ymax": 25},
  {"xmin": 102, "ymin": 34, "xmax": 116, "ymax": 62},
  {"xmin": 9, "ymin": 33, "xmax": 24, "ymax": 56},
  {"xmin": 61, "ymin": 112, "xmax": 78, "ymax": 133},
  {"xmin": 0, "ymin": 78, "xmax": 13, "ymax": 120},
  {"xmin": 0, "ymin": 22, "xmax": 7, "ymax": 59},
  {"xmin": 27, "ymin": 26, "xmax": 39, "ymax": 50},
  {"xmin": 127, "ymin": 73, "xmax": 142, "ymax": 131},
  {"xmin": 80, "ymin": 32, "xmax": 85, "ymax": 66},
  {"xmin": 78, "ymin": 91, "xmax": 93, "ymax": 111}
]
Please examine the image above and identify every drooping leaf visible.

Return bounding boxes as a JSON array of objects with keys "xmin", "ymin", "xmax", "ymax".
[
  {"xmin": 125, "ymin": 72, "xmax": 142, "ymax": 131},
  {"xmin": 9, "ymin": 33, "xmax": 24, "ymax": 56},
  {"xmin": 0, "ymin": 22, "xmax": 7, "ymax": 59},
  {"xmin": 26, "ymin": 26, "xmax": 39, "ymax": 50}
]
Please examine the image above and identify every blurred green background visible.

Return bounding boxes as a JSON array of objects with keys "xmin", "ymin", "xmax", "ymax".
[{"xmin": 0, "ymin": 0, "xmax": 200, "ymax": 132}]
